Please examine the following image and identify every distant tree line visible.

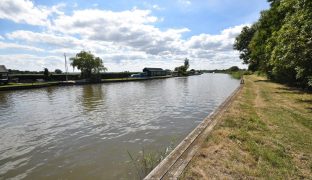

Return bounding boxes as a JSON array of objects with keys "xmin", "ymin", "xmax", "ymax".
[
  {"xmin": 8, "ymin": 68, "xmax": 63, "ymax": 75},
  {"xmin": 234, "ymin": 0, "xmax": 312, "ymax": 88},
  {"xmin": 200, "ymin": 66, "xmax": 244, "ymax": 73}
]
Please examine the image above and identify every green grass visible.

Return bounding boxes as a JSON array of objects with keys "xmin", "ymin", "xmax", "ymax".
[
  {"xmin": 229, "ymin": 70, "xmax": 252, "ymax": 79},
  {"xmin": 102, "ymin": 78, "xmax": 143, "ymax": 81},
  {"xmin": 0, "ymin": 82, "xmax": 58, "ymax": 89},
  {"xmin": 181, "ymin": 75, "xmax": 312, "ymax": 179},
  {"xmin": 229, "ymin": 71, "xmax": 244, "ymax": 79},
  {"xmin": 102, "ymin": 76, "xmax": 171, "ymax": 82}
]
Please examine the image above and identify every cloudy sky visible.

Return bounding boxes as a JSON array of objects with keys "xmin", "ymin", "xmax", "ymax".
[{"xmin": 0, "ymin": 0, "xmax": 269, "ymax": 72}]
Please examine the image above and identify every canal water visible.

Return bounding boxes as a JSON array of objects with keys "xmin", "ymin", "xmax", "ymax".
[{"xmin": 0, "ymin": 74, "xmax": 239, "ymax": 179}]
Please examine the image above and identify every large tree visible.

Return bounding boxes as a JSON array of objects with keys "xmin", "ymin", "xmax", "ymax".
[
  {"xmin": 70, "ymin": 51, "xmax": 107, "ymax": 79},
  {"xmin": 234, "ymin": 26, "xmax": 256, "ymax": 70},
  {"xmin": 184, "ymin": 58, "xmax": 189, "ymax": 70},
  {"xmin": 43, "ymin": 68, "xmax": 50, "ymax": 81},
  {"xmin": 234, "ymin": 0, "xmax": 312, "ymax": 88},
  {"xmin": 270, "ymin": 2, "xmax": 312, "ymax": 87},
  {"xmin": 174, "ymin": 58, "xmax": 190, "ymax": 76},
  {"xmin": 54, "ymin": 69, "xmax": 62, "ymax": 74}
]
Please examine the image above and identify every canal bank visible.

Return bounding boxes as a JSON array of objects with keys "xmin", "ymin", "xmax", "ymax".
[
  {"xmin": 0, "ymin": 76, "xmax": 172, "ymax": 91},
  {"xmin": 0, "ymin": 82, "xmax": 62, "ymax": 91},
  {"xmin": 179, "ymin": 75, "xmax": 312, "ymax": 179}
]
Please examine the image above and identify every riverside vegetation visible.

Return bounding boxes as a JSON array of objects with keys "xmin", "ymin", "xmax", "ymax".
[
  {"xmin": 127, "ymin": 142, "xmax": 175, "ymax": 179},
  {"xmin": 234, "ymin": 0, "xmax": 312, "ymax": 89},
  {"xmin": 181, "ymin": 75, "xmax": 312, "ymax": 179}
]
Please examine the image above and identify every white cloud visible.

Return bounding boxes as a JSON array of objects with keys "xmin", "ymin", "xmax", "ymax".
[
  {"xmin": 0, "ymin": 1, "xmax": 248, "ymax": 71},
  {"xmin": 0, "ymin": 35, "xmax": 4, "ymax": 40},
  {"xmin": 6, "ymin": 30, "xmax": 80, "ymax": 48},
  {"xmin": 51, "ymin": 8, "xmax": 189, "ymax": 55},
  {"xmin": 0, "ymin": 41, "xmax": 44, "ymax": 52},
  {"xmin": 50, "ymin": 3, "xmax": 66, "ymax": 16},
  {"xmin": 2, "ymin": 24, "xmax": 246, "ymax": 71},
  {"xmin": 6, "ymin": 30, "xmax": 122, "ymax": 54},
  {"xmin": 186, "ymin": 24, "xmax": 248, "ymax": 52},
  {"xmin": 152, "ymin": 4, "xmax": 164, "ymax": 11},
  {"xmin": 142, "ymin": 2, "xmax": 165, "ymax": 11},
  {"xmin": 0, "ymin": 54, "xmax": 64, "ymax": 71},
  {"xmin": 178, "ymin": 0, "xmax": 192, "ymax": 6},
  {"xmin": 180, "ymin": 25, "xmax": 248, "ymax": 69},
  {"xmin": 0, "ymin": 0, "xmax": 64, "ymax": 26}
]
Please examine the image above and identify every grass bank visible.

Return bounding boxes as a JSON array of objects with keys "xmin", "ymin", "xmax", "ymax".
[
  {"xmin": 181, "ymin": 75, "xmax": 312, "ymax": 179},
  {"xmin": 229, "ymin": 71, "xmax": 244, "ymax": 79},
  {"xmin": 101, "ymin": 76, "xmax": 172, "ymax": 83},
  {"xmin": 0, "ymin": 76, "xmax": 173, "ymax": 91},
  {"xmin": 0, "ymin": 82, "xmax": 59, "ymax": 91}
]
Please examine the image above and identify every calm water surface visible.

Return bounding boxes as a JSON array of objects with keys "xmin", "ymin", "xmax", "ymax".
[{"xmin": 0, "ymin": 74, "xmax": 239, "ymax": 179}]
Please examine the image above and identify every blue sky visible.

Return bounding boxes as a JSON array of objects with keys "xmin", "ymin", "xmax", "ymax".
[{"xmin": 0, "ymin": 0, "xmax": 269, "ymax": 72}]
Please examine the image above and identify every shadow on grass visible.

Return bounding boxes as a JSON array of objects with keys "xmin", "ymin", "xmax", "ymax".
[
  {"xmin": 254, "ymin": 79, "xmax": 271, "ymax": 83},
  {"xmin": 296, "ymin": 99, "xmax": 312, "ymax": 112},
  {"xmin": 306, "ymin": 107, "xmax": 312, "ymax": 112},
  {"xmin": 297, "ymin": 99, "xmax": 312, "ymax": 104},
  {"xmin": 273, "ymin": 87, "xmax": 311, "ymax": 95}
]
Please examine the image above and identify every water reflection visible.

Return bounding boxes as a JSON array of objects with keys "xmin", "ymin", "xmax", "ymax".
[
  {"xmin": 45, "ymin": 86, "xmax": 56, "ymax": 102},
  {"xmin": 0, "ymin": 92, "xmax": 9, "ymax": 109},
  {"xmin": 81, "ymin": 85, "xmax": 105, "ymax": 112},
  {"xmin": 0, "ymin": 74, "xmax": 239, "ymax": 179}
]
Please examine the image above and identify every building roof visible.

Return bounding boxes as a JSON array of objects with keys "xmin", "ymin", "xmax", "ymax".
[
  {"xmin": 0, "ymin": 65, "xmax": 8, "ymax": 73},
  {"xmin": 143, "ymin": 67, "xmax": 164, "ymax": 71}
]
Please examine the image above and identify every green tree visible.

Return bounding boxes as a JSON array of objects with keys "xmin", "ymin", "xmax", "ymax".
[
  {"xmin": 228, "ymin": 66, "xmax": 240, "ymax": 72},
  {"xmin": 174, "ymin": 58, "xmax": 190, "ymax": 76},
  {"xmin": 234, "ymin": 26, "xmax": 256, "ymax": 70},
  {"xmin": 184, "ymin": 58, "xmax": 189, "ymax": 70},
  {"xmin": 43, "ymin": 68, "xmax": 50, "ymax": 81},
  {"xmin": 234, "ymin": 0, "xmax": 312, "ymax": 88},
  {"xmin": 54, "ymin": 69, "xmax": 62, "ymax": 74},
  {"xmin": 247, "ymin": 0, "xmax": 290, "ymax": 72},
  {"xmin": 70, "ymin": 51, "xmax": 107, "ymax": 80},
  {"xmin": 174, "ymin": 66, "xmax": 186, "ymax": 76},
  {"xmin": 270, "ymin": 2, "xmax": 312, "ymax": 87}
]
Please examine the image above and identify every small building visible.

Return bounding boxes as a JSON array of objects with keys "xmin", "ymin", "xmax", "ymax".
[
  {"xmin": 143, "ymin": 68, "xmax": 167, "ymax": 77},
  {"xmin": 0, "ymin": 65, "xmax": 9, "ymax": 84}
]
